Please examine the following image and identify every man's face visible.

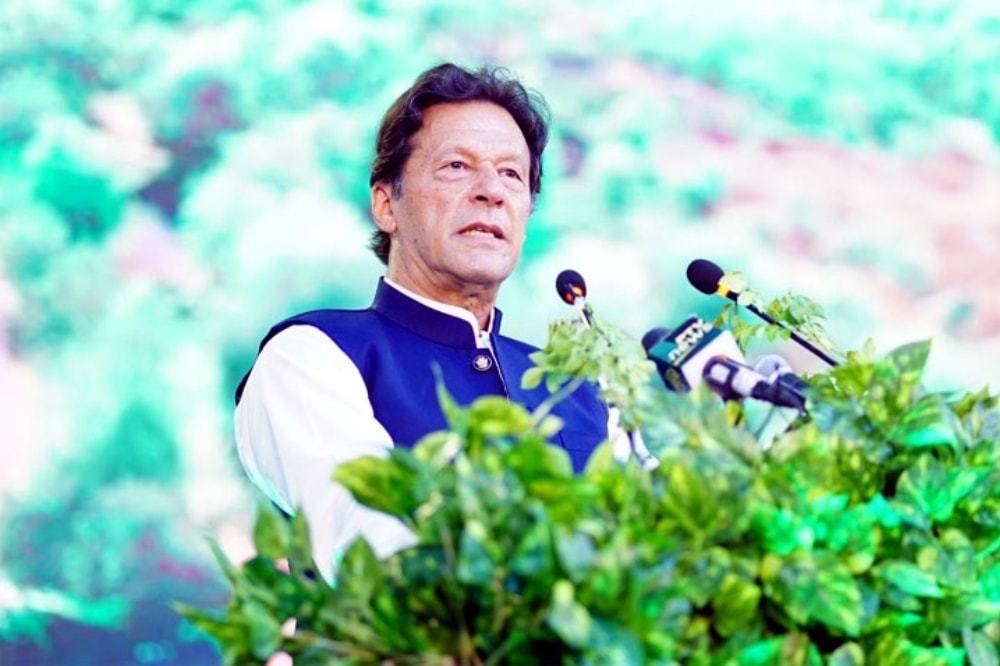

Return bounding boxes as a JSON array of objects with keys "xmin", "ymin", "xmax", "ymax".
[{"xmin": 372, "ymin": 101, "xmax": 533, "ymax": 297}]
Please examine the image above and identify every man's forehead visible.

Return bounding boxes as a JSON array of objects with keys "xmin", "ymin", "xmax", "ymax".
[{"xmin": 415, "ymin": 101, "xmax": 530, "ymax": 159}]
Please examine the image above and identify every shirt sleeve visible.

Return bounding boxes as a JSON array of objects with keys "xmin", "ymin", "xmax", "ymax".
[
  {"xmin": 607, "ymin": 406, "xmax": 659, "ymax": 470},
  {"xmin": 234, "ymin": 325, "xmax": 417, "ymax": 581}
]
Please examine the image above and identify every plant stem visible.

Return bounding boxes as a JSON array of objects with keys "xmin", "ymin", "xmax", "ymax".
[{"xmin": 532, "ymin": 377, "xmax": 585, "ymax": 427}]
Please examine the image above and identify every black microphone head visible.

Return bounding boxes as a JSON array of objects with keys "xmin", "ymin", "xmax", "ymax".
[
  {"xmin": 555, "ymin": 269, "xmax": 587, "ymax": 305},
  {"xmin": 686, "ymin": 258, "xmax": 725, "ymax": 296},
  {"xmin": 641, "ymin": 327, "xmax": 672, "ymax": 352}
]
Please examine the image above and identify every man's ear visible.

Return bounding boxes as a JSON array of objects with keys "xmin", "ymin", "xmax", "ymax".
[{"xmin": 370, "ymin": 182, "xmax": 397, "ymax": 234}]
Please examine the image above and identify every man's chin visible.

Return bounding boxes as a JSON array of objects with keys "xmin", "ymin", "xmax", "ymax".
[{"xmin": 451, "ymin": 261, "xmax": 517, "ymax": 290}]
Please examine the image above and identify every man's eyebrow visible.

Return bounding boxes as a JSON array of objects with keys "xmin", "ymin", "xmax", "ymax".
[{"xmin": 433, "ymin": 144, "xmax": 529, "ymax": 163}]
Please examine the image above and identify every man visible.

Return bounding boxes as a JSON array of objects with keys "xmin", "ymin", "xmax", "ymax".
[{"xmin": 234, "ymin": 64, "xmax": 608, "ymax": 579}]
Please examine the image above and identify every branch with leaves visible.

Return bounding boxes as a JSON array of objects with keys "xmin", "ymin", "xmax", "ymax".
[
  {"xmin": 713, "ymin": 271, "xmax": 842, "ymax": 361},
  {"xmin": 522, "ymin": 313, "xmax": 655, "ymax": 433}
]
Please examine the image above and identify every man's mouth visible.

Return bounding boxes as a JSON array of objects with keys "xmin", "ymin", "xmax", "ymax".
[{"xmin": 458, "ymin": 223, "xmax": 505, "ymax": 240}]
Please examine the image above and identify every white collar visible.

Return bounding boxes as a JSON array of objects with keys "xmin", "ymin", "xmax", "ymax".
[{"xmin": 383, "ymin": 277, "xmax": 495, "ymax": 348}]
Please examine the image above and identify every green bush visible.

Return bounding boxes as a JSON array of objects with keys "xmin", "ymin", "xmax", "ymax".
[{"xmin": 182, "ymin": 304, "xmax": 1000, "ymax": 665}]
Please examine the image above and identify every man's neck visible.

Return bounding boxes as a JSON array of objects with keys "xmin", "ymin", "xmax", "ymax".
[{"xmin": 384, "ymin": 274, "xmax": 496, "ymax": 331}]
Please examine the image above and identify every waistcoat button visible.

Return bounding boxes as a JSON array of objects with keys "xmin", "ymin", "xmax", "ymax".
[{"xmin": 472, "ymin": 353, "xmax": 493, "ymax": 372}]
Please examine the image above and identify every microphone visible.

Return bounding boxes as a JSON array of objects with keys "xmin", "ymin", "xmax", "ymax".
[
  {"xmin": 752, "ymin": 353, "xmax": 793, "ymax": 381},
  {"xmin": 642, "ymin": 316, "xmax": 808, "ymax": 411},
  {"xmin": 554, "ymin": 269, "xmax": 658, "ymax": 470},
  {"xmin": 703, "ymin": 357, "xmax": 806, "ymax": 411},
  {"xmin": 686, "ymin": 259, "xmax": 839, "ymax": 368},
  {"xmin": 555, "ymin": 269, "xmax": 595, "ymax": 327},
  {"xmin": 686, "ymin": 259, "xmax": 729, "ymax": 299},
  {"xmin": 556, "ymin": 269, "xmax": 587, "ymax": 305},
  {"xmin": 752, "ymin": 353, "xmax": 810, "ymax": 395},
  {"xmin": 642, "ymin": 316, "xmax": 746, "ymax": 392}
]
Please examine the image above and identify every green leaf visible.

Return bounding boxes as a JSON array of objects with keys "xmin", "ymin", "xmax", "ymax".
[
  {"xmin": 547, "ymin": 580, "xmax": 592, "ymax": 648},
  {"xmin": 738, "ymin": 633, "xmax": 820, "ymax": 666},
  {"xmin": 890, "ymin": 396, "xmax": 958, "ymax": 449},
  {"xmin": 924, "ymin": 647, "xmax": 969, "ymax": 666},
  {"xmin": 555, "ymin": 528, "xmax": 597, "ymax": 582},
  {"xmin": 582, "ymin": 441, "xmax": 618, "ymax": 477},
  {"xmin": 920, "ymin": 530, "xmax": 978, "ymax": 592},
  {"xmin": 174, "ymin": 605, "xmax": 247, "ymax": 660},
  {"xmin": 888, "ymin": 340, "xmax": 932, "ymax": 377},
  {"xmin": 947, "ymin": 466, "xmax": 992, "ymax": 511},
  {"xmin": 508, "ymin": 436, "xmax": 573, "ymax": 481},
  {"xmin": 721, "ymin": 272, "xmax": 749, "ymax": 296},
  {"xmin": 827, "ymin": 642, "xmax": 865, "ymax": 666},
  {"xmin": 207, "ymin": 539, "xmax": 239, "ymax": 584},
  {"xmin": 780, "ymin": 632, "xmax": 820, "ymax": 666},
  {"xmin": 521, "ymin": 365, "xmax": 545, "ymax": 390},
  {"xmin": 867, "ymin": 494, "xmax": 902, "ymax": 528},
  {"xmin": 434, "ymin": 367, "xmax": 465, "ymax": 429},
  {"xmin": 982, "ymin": 562, "xmax": 1000, "ymax": 601},
  {"xmin": 712, "ymin": 573, "xmax": 761, "ymax": 637},
  {"xmin": 286, "ymin": 511, "xmax": 316, "ymax": 577},
  {"xmin": 738, "ymin": 636, "xmax": 785, "ymax": 665},
  {"xmin": 812, "ymin": 561, "xmax": 865, "ymax": 636},
  {"xmin": 895, "ymin": 455, "xmax": 955, "ymax": 523},
  {"xmin": 252, "ymin": 504, "xmax": 291, "ymax": 560},
  {"xmin": 244, "ymin": 599, "xmax": 282, "ymax": 660},
  {"xmin": 411, "ymin": 431, "xmax": 462, "ymax": 468},
  {"xmin": 682, "ymin": 547, "xmax": 731, "ymax": 606},
  {"xmin": 877, "ymin": 561, "xmax": 944, "ymax": 598},
  {"xmin": 871, "ymin": 633, "xmax": 965, "ymax": 666},
  {"xmin": 333, "ymin": 453, "xmax": 422, "ymax": 518},
  {"xmin": 868, "ymin": 632, "xmax": 912, "ymax": 666},
  {"xmin": 456, "ymin": 519, "xmax": 494, "ymax": 586},
  {"xmin": 935, "ymin": 594, "xmax": 1000, "ymax": 629},
  {"xmin": 335, "ymin": 537, "xmax": 383, "ymax": 601},
  {"xmin": 751, "ymin": 505, "xmax": 813, "ymax": 556},
  {"xmin": 963, "ymin": 627, "xmax": 1000, "ymax": 666},
  {"xmin": 662, "ymin": 462, "xmax": 717, "ymax": 539},
  {"xmin": 581, "ymin": 620, "xmax": 644, "ymax": 666},
  {"xmin": 763, "ymin": 551, "xmax": 864, "ymax": 636},
  {"xmin": 527, "ymin": 315, "xmax": 654, "ymax": 431},
  {"xmin": 535, "ymin": 414, "xmax": 564, "ymax": 439},
  {"xmin": 510, "ymin": 518, "xmax": 555, "ymax": 577}
]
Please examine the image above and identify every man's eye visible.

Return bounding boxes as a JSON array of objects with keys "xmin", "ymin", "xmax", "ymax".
[
  {"xmin": 447, "ymin": 161, "xmax": 465, "ymax": 169},
  {"xmin": 502, "ymin": 168, "xmax": 522, "ymax": 180}
]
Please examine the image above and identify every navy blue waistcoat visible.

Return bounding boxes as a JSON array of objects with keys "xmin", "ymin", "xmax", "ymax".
[{"xmin": 236, "ymin": 279, "xmax": 608, "ymax": 472}]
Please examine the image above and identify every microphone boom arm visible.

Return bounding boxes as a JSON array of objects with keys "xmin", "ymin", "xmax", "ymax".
[{"xmin": 742, "ymin": 302, "xmax": 839, "ymax": 368}]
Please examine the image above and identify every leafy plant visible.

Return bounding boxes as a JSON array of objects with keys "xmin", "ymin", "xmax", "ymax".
[
  {"xmin": 182, "ymin": 298, "xmax": 1000, "ymax": 665},
  {"xmin": 713, "ymin": 271, "xmax": 841, "ymax": 359},
  {"xmin": 523, "ymin": 313, "xmax": 655, "ymax": 432}
]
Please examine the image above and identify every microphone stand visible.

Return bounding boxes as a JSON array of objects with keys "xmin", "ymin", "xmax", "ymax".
[
  {"xmin": 570, "ymin": 296, "xmax": 658, "ymax": 470},
  {"xmin": 742, "ymin": 302, "xmax": 840, "ymax": 368}
]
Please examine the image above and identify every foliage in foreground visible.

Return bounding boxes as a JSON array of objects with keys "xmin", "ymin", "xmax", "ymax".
[{"xmin": 181, "ymin": 313, "xmax": 1000, "ymax": 665}]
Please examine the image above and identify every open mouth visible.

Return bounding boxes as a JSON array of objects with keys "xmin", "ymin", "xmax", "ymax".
[{"xmin": 458, "ymin": 223, "xmax": 504, "ymax": 240}]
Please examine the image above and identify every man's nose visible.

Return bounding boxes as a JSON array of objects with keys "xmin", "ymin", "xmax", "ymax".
[{"xmin": 470, "ymin": 166, "xmax": 505, "ymax": 206}]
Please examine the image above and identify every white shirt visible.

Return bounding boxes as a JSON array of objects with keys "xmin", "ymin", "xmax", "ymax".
[{"xmin": 234, "ymin": 279, "xmax": 648, "ymax": 581}]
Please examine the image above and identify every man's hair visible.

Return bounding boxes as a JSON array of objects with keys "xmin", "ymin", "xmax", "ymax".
[{"xmin": 368, "ymin": 63, "xmax": 550, "ymax": 265}]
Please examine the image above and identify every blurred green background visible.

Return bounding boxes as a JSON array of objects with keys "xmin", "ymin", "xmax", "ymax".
[{"xmin": 2, "ymin": 0, "xmax": 999, "ymax": 662}]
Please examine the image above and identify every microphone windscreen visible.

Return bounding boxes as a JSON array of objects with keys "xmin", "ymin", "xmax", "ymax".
[
  {"xmin": 555, "ymin": 269, "xmax": 587, "ymax": 305},
  {"xmin": 686, "ymin": 259, "xmax": 725, "ymax": 295},
  {"xmin": 752, "ymin": 354, "xmax": 792, "ymax": 381},
  {"xmin": 641, "ymin": 327, "xmax": 672, "ymax": 352}
]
